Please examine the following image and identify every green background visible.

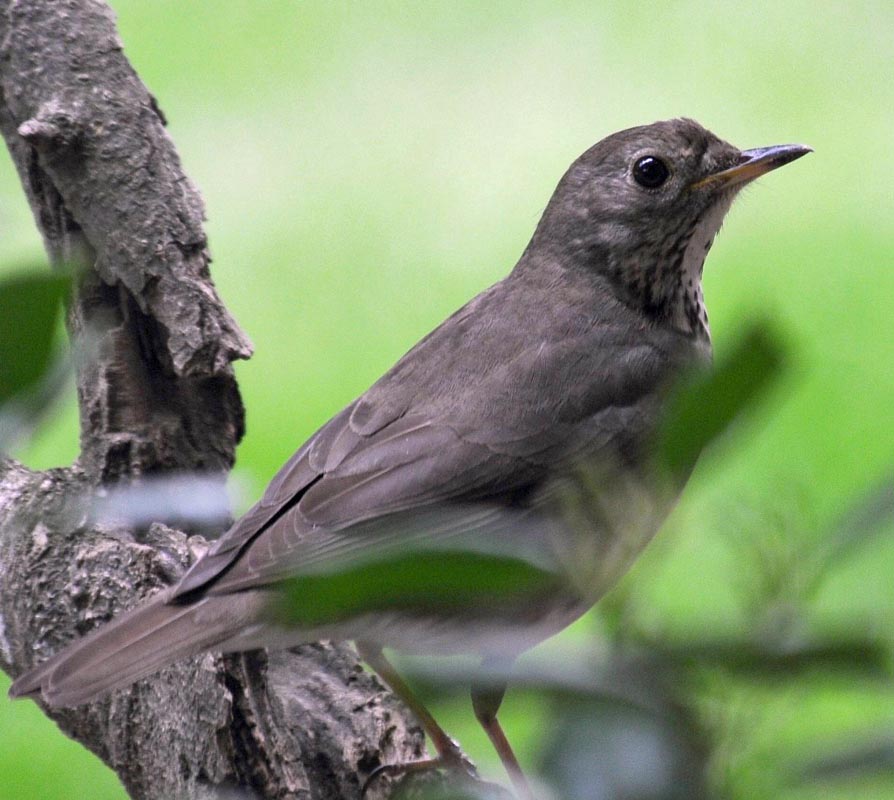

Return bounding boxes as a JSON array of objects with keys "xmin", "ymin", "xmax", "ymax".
[{"xmin": 1, "ymin": 1, "xmax": 892, "ymax": 798}]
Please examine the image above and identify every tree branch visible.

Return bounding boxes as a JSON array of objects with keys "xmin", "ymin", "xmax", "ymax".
[{"xmin": 0, "ymin": 2, "xmax": 424, "ymax": 797}]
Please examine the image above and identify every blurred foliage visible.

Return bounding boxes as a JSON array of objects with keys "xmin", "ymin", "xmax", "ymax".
[
  {"xmin": 0, "ymin": 2, "xmax": 892, "ymax": 799},
  {"xmin": 0, "ymin": 270, "xmax": 70, "ymax": 450},
  {"xmin": 279, "ymin": 550, "xmax": 559, "ymax": 628},
  {"xmin": 385, "ymin": 474, "xmax": 893, "ymax": 800},
  {"xmin": 0, "ymin": 271, "xmax": 68, "ymax": 405},
  {"xmin": 657, "ymin": 322, "xmax": 786, "ymax": 479}
]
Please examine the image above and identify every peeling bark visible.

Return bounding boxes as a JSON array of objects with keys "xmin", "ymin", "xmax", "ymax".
[{"xmin": 0, "ymin": 2, "xmax": 426, "ymax": 798}]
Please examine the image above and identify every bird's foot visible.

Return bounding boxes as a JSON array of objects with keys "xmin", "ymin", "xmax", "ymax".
[{"xmin": 361, "ymin": 736, "xmax": 479, "ymax": 796}]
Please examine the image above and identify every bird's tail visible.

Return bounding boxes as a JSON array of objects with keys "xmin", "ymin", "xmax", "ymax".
[{"xmin": 8, "ymin": 588, "xmax": 266, "ymax": 707}]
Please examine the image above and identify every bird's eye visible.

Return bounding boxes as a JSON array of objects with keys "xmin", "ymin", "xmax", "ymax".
[{"xmin": 632, "ymin": 156, "xmax": 670, "ymax": 189}]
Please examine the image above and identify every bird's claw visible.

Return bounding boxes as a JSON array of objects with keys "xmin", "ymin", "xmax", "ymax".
[{"xmin": 361, "ymin": 738, "xmax": 479, "ymax": 796}]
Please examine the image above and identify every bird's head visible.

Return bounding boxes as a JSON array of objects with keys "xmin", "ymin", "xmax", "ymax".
[{"xmin": 528, "ymin": 118, "xmax": 811, "ymax": 339}]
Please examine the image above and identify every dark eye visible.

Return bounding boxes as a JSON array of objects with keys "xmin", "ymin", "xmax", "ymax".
[{"xmin": 633, "ymin": 156, "xmax": 670, "ymax": 188}]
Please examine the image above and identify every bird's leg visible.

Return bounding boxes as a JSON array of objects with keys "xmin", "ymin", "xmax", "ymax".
[
  {"xmin": 471, "ymin": 674, "xmax": 534, "ymax": 800},
  {"xmin": 357, "ymin": 642, "xmax": 478, "ymax": 795}
]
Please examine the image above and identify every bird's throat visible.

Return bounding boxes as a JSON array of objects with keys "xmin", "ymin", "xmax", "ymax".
[
  {"xmin": 620, "ymin": 195, "xmax": 735, "ymax": 342},
  {"xmin": 670, "ymin": 194, "xmax": 735, "ymax": 340}
]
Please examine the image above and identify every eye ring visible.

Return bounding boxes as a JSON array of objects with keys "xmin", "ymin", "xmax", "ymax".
[{"xmin": 632, "ymin": 155, "xmax": 671, "ymax": 189}]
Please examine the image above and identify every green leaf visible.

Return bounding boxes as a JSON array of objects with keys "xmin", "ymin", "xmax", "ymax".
[
  {"xmin": 657, "ymin": 321, "xmax": 788, "ymax": 477},
  {"xmin": 0, "ymin": 271, "xmax": 70, "ymax": 405},
  {"xmin": 276, "ymin": 549, "xmax": 559, "ymax": 629}
]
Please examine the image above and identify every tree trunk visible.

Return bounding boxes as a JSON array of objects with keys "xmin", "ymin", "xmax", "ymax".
[{"xmin": 0, "ymin": 2, "xmax": 426, "ymax": 797}]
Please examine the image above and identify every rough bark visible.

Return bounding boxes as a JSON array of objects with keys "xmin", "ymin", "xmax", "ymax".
[{"xmin": 0, "ymin": 1, "xmax": 426, "ymax": 798}]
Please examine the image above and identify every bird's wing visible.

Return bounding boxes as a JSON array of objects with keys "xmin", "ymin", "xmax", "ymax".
[
  {"xmin": 172, "ymin": 404, "xmax": 546, "ymax": 598},
  {"xmin": 173, "ymin": 280, "xmax": 684, "ymax": 601}
]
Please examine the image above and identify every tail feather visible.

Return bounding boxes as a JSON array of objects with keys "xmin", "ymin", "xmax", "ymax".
[{"xmin": 8, "ymin": 589, "xmax": 267, "ymax": 707}]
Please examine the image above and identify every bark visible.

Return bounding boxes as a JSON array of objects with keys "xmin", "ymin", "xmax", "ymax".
[{"xmin": 0, "ymin": 2, "xmax": 427, "ymax": 798}]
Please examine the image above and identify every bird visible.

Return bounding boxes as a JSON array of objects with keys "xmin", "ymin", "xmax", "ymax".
[{"xmin": 9, "ymin": 118, "xmax": 810, "ymax": 798}]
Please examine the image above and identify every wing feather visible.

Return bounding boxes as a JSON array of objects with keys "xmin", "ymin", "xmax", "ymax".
[{"xmin": 172, "ymin": 277, "xmax": 691, "ymax": 602}]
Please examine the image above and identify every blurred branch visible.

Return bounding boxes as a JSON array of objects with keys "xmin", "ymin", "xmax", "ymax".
[
  {"xmin": 400, "ymin": 630, "xmax": 891, "ymax": 712},
  {"xmin": 803, "ymin": 472, "xmax": 894, "ymax": 596},
  {"xmin": 646, "ymin": 635, "xmax": 890, "ymax": 680},
  {"xmin": 0, "ymin": 2, "xmax": 422, "ymax": 798},
  {"xmin": 795, "ymin": 732, "xmax": 894, "ymax": 784}
]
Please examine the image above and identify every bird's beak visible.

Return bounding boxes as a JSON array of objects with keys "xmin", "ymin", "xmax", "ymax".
[{"xmin": 691, "ymin": 143, "xmax": 813, "ymax": 190}]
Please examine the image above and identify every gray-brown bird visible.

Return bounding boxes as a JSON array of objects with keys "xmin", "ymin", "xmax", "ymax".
[{"xmin": 9, "ymin": 119, "xmax": 810, "ymax": 798}]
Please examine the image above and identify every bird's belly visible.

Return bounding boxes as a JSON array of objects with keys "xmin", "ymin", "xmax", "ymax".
[{"xmin": 317, "ymin": 596, "xmax": 595, "ymax": 659}]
